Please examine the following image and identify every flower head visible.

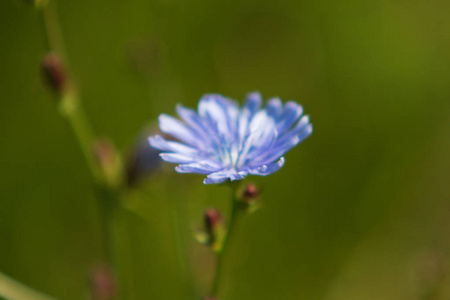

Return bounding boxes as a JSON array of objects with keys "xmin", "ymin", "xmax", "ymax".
[{"xmin": 148, "ymin": 92, "xmax": 312, "ymax": 184}]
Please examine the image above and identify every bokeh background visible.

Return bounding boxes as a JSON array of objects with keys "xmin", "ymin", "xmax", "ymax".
[{"xmin": 1, "ymin": 0, "xmax": 450, "ymax": 299}]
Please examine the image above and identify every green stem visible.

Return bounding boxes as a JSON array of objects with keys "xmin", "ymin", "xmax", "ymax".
[
  {"xmin": 39, "ymin": 1, "xmax": 102, "ymax": 183},
  {"xmin": 211, "ymin": 183, "xmax": 241, "ymax": 298},
  {"xmin": 60, "ymin": 92, "xmax": 103, "ymax": 183},
  {"xmin": 0, "ymin": 272, "xmax": 57, "ymax": 300},
  {"xmin": 97, "ymin": 187, "xmax": 119, "ymax": 267},
  {"xmin": 169, "ymin": 182, "xmax": 199, "ymax": 300},
  {"xmin": 39, "ymin": 0, "xmax": 115, "ymax": 277}
]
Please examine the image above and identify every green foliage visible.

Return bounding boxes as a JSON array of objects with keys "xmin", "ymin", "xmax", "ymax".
[{"xmin": 1, "ymin": 0, "xmax": 450, "ymax": 299}]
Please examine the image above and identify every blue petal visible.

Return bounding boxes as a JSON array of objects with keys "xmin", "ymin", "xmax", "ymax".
[
  {"xmin": 243, "ymin": 92, "xmax": 262, "ymax": 117},
  {"xmin": 247, "ymin": 157, "xmax": 285, "ymax": 176},
  {"xmin": 276, "ymin": 101, "xmax": 303, "ymax": 134},
  {"xmin": 229, "ymin": 171, "xmax": 248, "ymax": 181},
  {"xmin": 176, "ymin": 105, "xmax": 211, "ymax": 141},
  {"xmin": 158, "ymin": 114, "xmax": 203, "ymax": 148},
  {"xmin": 202, "ymin": 169, "xmax": 248, "ymax": 184},
  {"xmin": 148, "ymin": 135, "xmax": 198, "ymax": 154},
  {"xmin": 239, "ymin": 111, "xmax": 277, "ymax": 165},
  {"xmin": 198, "ymin": 95, "xmax": 239, "ymax": 140},
  {"xmin": 266, "ymin": 97, "xmax": 283, "ymax": 119},
  {"xmin": 276, "ymin": 115, "xmax": 311, "ymax": 145},
  {"xmin": 175, "ymin": 161, "xmax": 222, "ymax": 174},
  {"xmin": 203, "ymin": 171, "xmax": 230, "ymax": 184},
  {"xmin": 159, "ymin": 152, "xmax": 196, "ymax": 163},
  {"xmin": 253, "ymin": 123, "xmax": 312, "ymax": 165}
]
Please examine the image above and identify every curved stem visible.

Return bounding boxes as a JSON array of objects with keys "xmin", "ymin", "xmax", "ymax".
[
  {"xmin": 0, "ymin": 271, "xmax": 57, "ymax": 300},
  {"xmin": 39, "ymin": 0, "xmax": 116, "ymax": 282},
  {"xmin": 211, "ymin": 183, "xmax": 241, "ymax": 298},
  {"xmin": 60, "ymin": 92, "xmax": 103, "ymax": 182},
  {"xmin": 40, "ymin": 2, "xmax": 102, "ymax": 183}
]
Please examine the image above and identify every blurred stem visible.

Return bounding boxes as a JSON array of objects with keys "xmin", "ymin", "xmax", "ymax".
[
  {"xmin": 0, "ymin": 272, "xmax": 58, "ymax": 300},
  {"xmin": 168, "ymin": 180, "xmax": 199, "ymax": 300},
  {"xmin": 97, "ymin": 187, "xmax": 119, "ymax": 267},
  {"xmin": 38, "ymin": 0, "xmax": 117, "ymax": 285},
  {"xmin": 40, "ymin": 1, "xmax": 69, "ymax": 68},
  {"xmin": 211, "ymin": 182, "xmax": 242, "ymax": 298},
  {"xmin": 59, "ymin": 92, "xmax": 103, "ymax": 182},
  {"xmin": 39, "ymin": 1, "xmax": 102, "ymax": 182}
]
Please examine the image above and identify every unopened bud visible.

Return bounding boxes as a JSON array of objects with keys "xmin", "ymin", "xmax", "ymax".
[
  {"xmin": 89, "ymin": 266, "xmax": 116, "ymax": 300},
  {"xmin": 239, "ymin": 183, "xmax": 262, "ymax": 213},
  {"xmin": 195, "ymin": 208, "xmax": 225, "ymax": 251},
  {"xmin": 204, "ymin": 208, "xmax": 222, "ymax": 238},
  {"xmin": 94, "ymin": 139, "xmax": 123, "ymax": 188},
  {"xmin": 203, "ymin": 298, "xmax": 217, "ymax": 300},
  {"xmin": 41, "ymin": 53, "xmax": 67, "ymax": 94},
  {"xmin": 243, "ymin": 183, "xmax": 260, "ymax": 202}
]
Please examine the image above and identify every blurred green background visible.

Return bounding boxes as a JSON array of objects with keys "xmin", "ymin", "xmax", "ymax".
[{"xmin": 1, "ymin": 0, "xmax": 450, "ymax": 299}]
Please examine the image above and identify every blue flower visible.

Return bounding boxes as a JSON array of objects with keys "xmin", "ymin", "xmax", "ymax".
[{"xmin": 148, "ymin": 92, "xmax": 312, "ymax": 184}]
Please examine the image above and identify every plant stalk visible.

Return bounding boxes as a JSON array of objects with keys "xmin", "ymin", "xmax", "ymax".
[{"xmin": 211, "ymin": 183, "xmax": 241, "ymax": 298}]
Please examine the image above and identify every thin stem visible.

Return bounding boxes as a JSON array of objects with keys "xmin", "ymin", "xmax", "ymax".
[
  {"xmin": 168, "ymin": 180, "xmax": 199, "ymax": 300},
  {"xmin": 38, "ymin": 0, "xmax": 116, "ymax": 283},
  {"xmin": 211, "ymin": 183, "xmax": 241, "ymax": 298},
  {"xmin": 40, "ymin": 1, "xmax": 102, "ymax": 183},
  {"xmin": 40, "ymin": 2, "xmax": 69, "ymax": 71},
  {"xmin": 60, "ymin": 92, "xmax": 102, "ymax": 182},
  {"xmin": 0, "ymin": 271, "xmax": 57, "ymax": 300}
]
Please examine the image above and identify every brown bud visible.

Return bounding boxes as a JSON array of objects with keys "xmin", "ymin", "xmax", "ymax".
[
  {"xmin": 243, "ymin": 183, "xmax": 260, "ymax": 202},
  {"xmin": 89, "ymin": 266, "xmax": 116, "ymax": 300},
  {"xmin": 41, "ymin": 53, "xmax": 67, "ymax": 94},
  {"xmin": 204, "ymin": 208, "xmax": 222, "ymax": 236},
  {"xmin": 94, "ymin": 138, "xmax": 123, "ymax": 188},
  {"xmin": 94, "ymin": 139, "xmax": 116, "ymax": 169}
]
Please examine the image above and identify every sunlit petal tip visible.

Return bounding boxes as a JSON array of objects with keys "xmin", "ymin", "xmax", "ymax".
[
  {"xmin": 159, "ymin": 152, "xmax": 195, "ymax": 164},
  {"xmin": 285, "ymin": 101, "xmax": 303, "ymax": 116},
  {"xmin": 148, "ymin": 135, "xmax": 166, "ymax": 150},
  {"xmin": 244, "ymin": 91, "xmax": 262, "ymax": 113}
]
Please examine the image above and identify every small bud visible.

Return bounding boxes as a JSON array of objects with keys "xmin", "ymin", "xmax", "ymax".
[
  {"xmin": 89, "ymin": 266, "xmax": 116, "ymax": 300},
  {"xmin": 195, "ymin": 208, "xmax": 225, "ymax": 251},
  {"xmin": 94, "ymin": 139, "xmax": 123, "ymax": 188},
  {"xmin": 204, "ymin": 208, "xmax": 222, "ymax": 239},
  {"xmin": 239, "ymin": 183, "xmax": 262, "ymax": 213},
  {"xmin": 243, "ymin": 183, "xmax": 260, "ymax": 202},
  {"xmin": 41, "ymin": 53, "xmax": 67, "ymax": 94}
]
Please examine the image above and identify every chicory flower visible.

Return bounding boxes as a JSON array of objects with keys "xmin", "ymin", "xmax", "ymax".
[{"xmin": 149, "ymin": 92, "xmax": 312, "ymax": 184}]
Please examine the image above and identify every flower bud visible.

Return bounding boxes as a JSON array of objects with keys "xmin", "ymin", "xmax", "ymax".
[
  {"xmin": 204, "ymin": 208, "xmax": 222, "ymax": 239},
  {"xmin": 239, "ymin": 183, "xmax": 262, "ymax": 213},
  {"xmin": 203, "ymin": 298, "xmax": 217, "ymax": 300},
  {"xmin": 243, "ymin": 183, "xmax": 260, "ymax": 202},
  {"xmin": 94, "ymin": 139, "xmax": 123, "ymax": 188},
  {"xmin": 195, "ymin": 208, "xmax": 225, "ymax": 251},
  {"xmin": 41, "ymin": 52, "xmax": 67, "ymax": 95},
  {"xmin": 89, "ymin": 266, "xmax": 116, "ymax": 300}
]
